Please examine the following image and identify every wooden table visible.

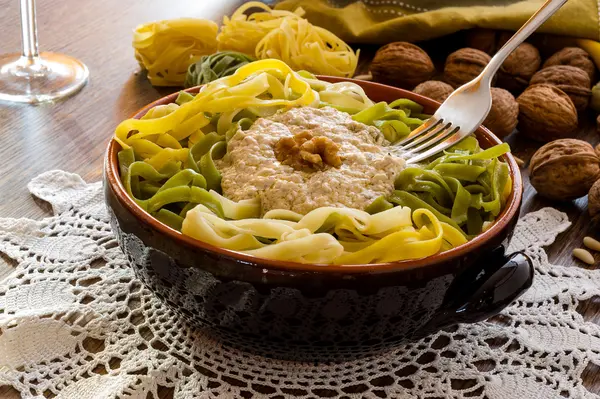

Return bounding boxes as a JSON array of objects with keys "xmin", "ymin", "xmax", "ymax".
[{"xmin": 0, "ymin": 0, "xmax": 599, "ymax": 397}]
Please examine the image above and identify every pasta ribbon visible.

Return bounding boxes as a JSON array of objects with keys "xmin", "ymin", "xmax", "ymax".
[
  {"xmin": 181, "ymin": 205, "xmax": 466, "ymax": 264},
  {"xmin": 133, "ymin": 19, "xmax": 218, "ymax": 86},
  {"xmin": 391, "ymin": 137, "xmax": 511, "ymax": 236},
  {"xmin": 352, "ymin": 100, "xmax": 425, "ymax": 142}
]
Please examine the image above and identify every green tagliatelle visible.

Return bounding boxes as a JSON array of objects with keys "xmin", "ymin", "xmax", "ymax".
[
  {"xmin": 389, "ymin": 137, "xmax": 511, "ymax": 237},
  {"xmin": 184, "ymin": 51, "xmax": 256, "ymax": 88},
  {"xmin": 352, "ymin": 100, "xmax": 426, "ymax": 143},
  {"xmin": 114, "ymin": 59, "xmax": 509, "ymax": 265}
]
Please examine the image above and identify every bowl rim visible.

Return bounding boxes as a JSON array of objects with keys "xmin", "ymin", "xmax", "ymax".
[{"xmin": 105, "ymin": 76, "xmax": 523, "ymax": 274}]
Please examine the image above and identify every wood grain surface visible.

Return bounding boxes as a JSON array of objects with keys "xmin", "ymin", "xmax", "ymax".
[{"xmin": 0, "ymin": 0, "xmax": 599, "ymax": 397}]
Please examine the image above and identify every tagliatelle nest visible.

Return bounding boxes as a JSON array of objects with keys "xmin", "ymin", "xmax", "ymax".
[
  {"xmin": 218, "ymin": 2, "xmax": 358, "ymax": 77},
  {"xmin": 217, "ymin": 2, "xmax": 304, "ymax": 55},
  {"xmin": 134, "ymin": 2, "xmax": 358, "ymax": 86},
  {"xmin": 133, "ymin": 19, "xmax": 218, "ymax": 86}
]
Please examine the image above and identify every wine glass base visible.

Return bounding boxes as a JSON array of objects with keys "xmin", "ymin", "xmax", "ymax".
[{"xmin": 0, "ymin": 52, "xmax": 89, "ymax": 104}]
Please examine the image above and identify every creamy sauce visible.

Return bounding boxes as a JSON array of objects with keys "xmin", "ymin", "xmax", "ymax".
[{"xmin": 217, "ymin": 107, "xmax": 406, "ymax": 215}]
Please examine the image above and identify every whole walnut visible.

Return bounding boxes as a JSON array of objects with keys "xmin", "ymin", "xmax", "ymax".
[
  {"xmin": 413, "ymin": 80, "xmax": 454, "ymax": 103},
  {"xmin": 589, "ymin": 179, "xmax": 600, "ymax": 224},
  {"xmin": 465, "ymin": 29, "xmax": 512, "ymax": 55},
  {"xmin": 530, "ymin": 65, "xmax": 591, "ymax": 113},
  {"xmin": 483, "ymin": 88, "xmax": 518, "ymax": 138},
  {"xmin": 496, "ymin": 43, "xmax": 541, "ymax": 94},
  {"xmin": 543, "ymin": 47, "xmax": 597, "ymax": 82},
  {"xmin": 444, "ymin": 48, "xmax": 491, "ymax": 88},
  {"xmin": 370, "ymin": 42, "xmax": 435, "ymax": 89},
  {"xmin": 529, "ymin": 139, "xmax": 600, "ymax": 201},
  {"xmin": 516, "ymin": 84, "xmax": 578, "ymax": 142}
]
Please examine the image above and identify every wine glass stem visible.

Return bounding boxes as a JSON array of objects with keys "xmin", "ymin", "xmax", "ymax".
[{"xmin": 20, "ymin": 0, "xmax": 39, "ymax": 60}]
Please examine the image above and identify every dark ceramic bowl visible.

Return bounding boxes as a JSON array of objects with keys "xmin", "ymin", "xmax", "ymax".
[{"xmin": 104, "ymin": 77, "xmax": 532, "ymax": 360}]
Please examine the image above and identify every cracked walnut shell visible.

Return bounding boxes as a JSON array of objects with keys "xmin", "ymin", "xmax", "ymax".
[
  {"xmin": 496, "ymin": 43, "xmax": 541, "ymax": 94},
  {"xmin": 529, "ymin": 139, "xmax": 600, "ymax": 201},
  {"xmin": 483, "ymin": 88, "xmax": 518, "ymax": 139},
  {"xmin": 370, "ymin": 42, "xmax": 435, "ymax": 89},
  {"xmin": 413, "ymin": 80, "xmax": 454, "ymax": 103},
  {"xmin": 530, "ymin": 65, "xmax": 591, "ymax": 113},
  {"xmin": 516, "ymin": 84, "xmax": 578, "ymax": 142},
  {"xmin": 443, "ymin": 48, "xmax": 492, "ymax": 88},
  {"xmin": 543, "ymin": 47, "xmax": 597, "ymax": 82}
]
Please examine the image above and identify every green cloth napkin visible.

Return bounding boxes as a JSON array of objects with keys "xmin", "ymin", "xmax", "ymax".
[{"xmin": 276, "ymin": 0, "xmax": 599, "ymax": 43}]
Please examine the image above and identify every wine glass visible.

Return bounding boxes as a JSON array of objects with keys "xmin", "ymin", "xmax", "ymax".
[{"xmin": 0, "ymin": 0, "xmax": 89, "ymax": 104}]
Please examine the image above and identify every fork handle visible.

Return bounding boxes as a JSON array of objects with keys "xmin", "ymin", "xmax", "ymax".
[{"xmin": 481, "ymin": 0, "xmax": 568, "ymax": 84}]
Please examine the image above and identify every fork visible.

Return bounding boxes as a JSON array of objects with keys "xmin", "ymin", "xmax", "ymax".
[{"xmin": 400, "ymin": 0, "xmax": 568, "ymax": 164}]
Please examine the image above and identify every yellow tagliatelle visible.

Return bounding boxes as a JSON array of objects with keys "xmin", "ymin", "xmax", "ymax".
[
  {"xmin": 218, "ymin": 2, "xmax": 358, "ymax": 77},
  {"xmin": 114, "ymin": 59, "xmax": 318, "ymax": 150},
  {"xmin": 181, "ymin": 205, "xmax": 467, "ymax": 264},
  {"xmin": 133, "ymin": 18, "xmax": 218, "ymax": 86},
  {"xmin": 255, "ymin": 17, "xmax": 358, "ymax": 78},
  {"xmin": 217, "ymin": 2, "xmax": 304, "ymax": 54}
]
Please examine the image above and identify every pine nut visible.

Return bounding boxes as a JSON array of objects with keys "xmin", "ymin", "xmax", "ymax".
[
  {"xmin": 573, "ymin": 248, "xmax": 595, "ymax": 265},
  {"xmin": 514, "ymin": 156, "xmax": 525, "ymax": 167},
  {"xmin": 353, "ymin": 73, "xmax": 372, "ymax": 81},
  {"xmin": 583, "ymin": 236, "xmax": 600, "ymax": 252}
]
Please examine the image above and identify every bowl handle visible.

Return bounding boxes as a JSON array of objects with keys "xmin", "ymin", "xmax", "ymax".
[{"xmin": 428, "ymin": 245, "xmax": 533, "ymax": 329}]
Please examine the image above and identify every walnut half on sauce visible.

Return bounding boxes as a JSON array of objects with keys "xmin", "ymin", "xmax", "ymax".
[{"xmin": 274, "ymin": 131, "xmax": 343, "ymax": 172}]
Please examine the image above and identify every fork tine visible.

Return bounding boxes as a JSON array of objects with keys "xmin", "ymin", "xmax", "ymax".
[
  {"xmin": 396, "ymin": 117, "xmax": 441, "ymax": 147},
  {"xmin": 404, "ymin": 124, "xmax": 459, "ymax": 156},
  {"xmin": 406, "ymin": 130, "xmax": 466, "ymax": 164},
  {"xmin": 401, "ymin": 121, "xmax": 453, "ymax": 151}
]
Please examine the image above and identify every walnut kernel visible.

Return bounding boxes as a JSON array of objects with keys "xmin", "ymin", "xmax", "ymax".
[{"xmin": 274, "ymin": 131, "xmax": 342, "ymax": 172}]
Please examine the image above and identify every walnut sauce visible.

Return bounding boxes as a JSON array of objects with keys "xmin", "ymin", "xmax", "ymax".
[{"xmin": 217, "ymin": 107, "xmax": 406, "ymax": 215}]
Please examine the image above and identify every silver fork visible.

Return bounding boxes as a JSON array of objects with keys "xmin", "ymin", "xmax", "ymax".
[{"xmin": 401, "ymin": 0, "xmax": 568, "ymax": 164}]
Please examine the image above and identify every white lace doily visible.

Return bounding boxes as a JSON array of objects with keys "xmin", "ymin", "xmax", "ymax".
[{"xmin": 1, "ymin": 170, "xmax": 599, "ymax": 399}]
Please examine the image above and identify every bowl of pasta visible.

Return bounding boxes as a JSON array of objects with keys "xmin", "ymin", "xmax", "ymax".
[{"xmin": 105, "ymin": 59, "xmax": 532, "ymax": 359}]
